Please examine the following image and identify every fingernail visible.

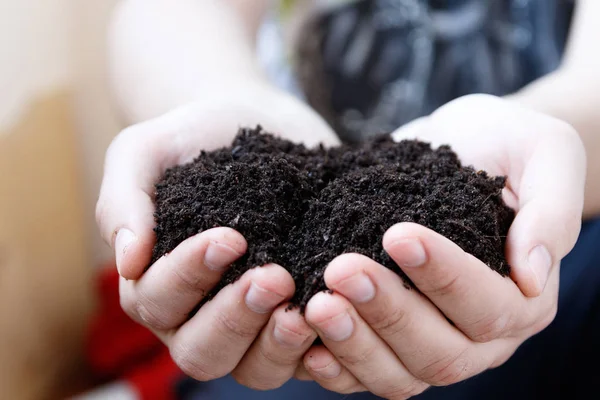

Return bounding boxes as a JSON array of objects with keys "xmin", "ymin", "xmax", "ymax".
[
  {"xmin": 316, "ymin": 312, "xmax": 354, "ymax": 342},
  {"xmin": 390, "ymin": 238, "xmax": 427, "ymax": 268},
  {"xmin": 334, "ymin": 273, "xmax": 375, "ymax": 303},
  {"xmin": 115, "ymin": 229, "xmax": 136, "ymax": 275},
  {"xmin": 245, "ymin": 282, "xmax": 285, "ymax": 314},
  {"xmin": 273, "ymin": 324, "xmax": 310, "ymax": 349},
  {"xmin": 311, "ymin": 360, "xmax": 342, "ymax": 379},
  {"xmin": 204, "ymin": 241, "xmax": 241, "ymax": 272},
  {"xmin": 528, "ymin": 245, "xmax": 552, "ymax": 292}
]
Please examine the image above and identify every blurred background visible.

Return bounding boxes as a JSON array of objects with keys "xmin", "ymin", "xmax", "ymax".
[
  {"xmin": 0, "ymin": 1, "xmax": 123, "ymax": 398},
  {"xmin": 0, "ymin": 1, "xmax": 585, "ymax": 399}
]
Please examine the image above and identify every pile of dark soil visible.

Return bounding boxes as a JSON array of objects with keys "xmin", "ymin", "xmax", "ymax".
[{"xmin": 151, "ymin": 126, "xmax": 514, "ymax": 310}]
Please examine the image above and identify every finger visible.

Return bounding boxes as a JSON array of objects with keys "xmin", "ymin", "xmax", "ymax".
[
  {"xmin": 383, "ymin": 223, "xmax": 531, "ymax": 342},
  {"xmin": 96, "ymin": 125, "xmax": 169, "ymax": 280},
  {"xmin": 96, "ymin": 167, "xmax": 157, "ymax": 281},
  {"xmin": 294, "ymin": 364, "xmax": 313, "ymax": 381},
  {"xmin": 305, "ymin": 292, "xmax": 428, "ymax": 399},
  {"xmin": 303, "ymin": 346, "xmax": 366, "ymax": 394},
  {"xmin": 231, "ymin": 304, "xmax": 317, "ymax": 390},
  {"xmin": 119, "ymin": 227, "xmax": 246, "ymax": 330},
  {"xmin": 169, "ymin": 264, "xmax": 294, "ymax": 381},
  {"xmin": 324, "ymin": 253, "xmax": 507, "ymax": 385},
  {"xmin": 504, "ymin": 122, "xmax": 585, "ymax": 297},
  {"xmin": 96, "ymin": 107, "xmax": 222, "ymax": 280}
]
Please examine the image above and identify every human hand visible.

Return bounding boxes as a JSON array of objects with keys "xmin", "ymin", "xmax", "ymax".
[
  {"xmin": 298, "ymin": 94, "xmax": 586, "ymax": 398},
  {"xmin": 95, "ymin": 84, "xmax": 339, "ymax": 387}
]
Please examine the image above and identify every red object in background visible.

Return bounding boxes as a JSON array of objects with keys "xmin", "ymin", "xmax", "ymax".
[{"xmin": 84, "ymin": 264, "xmax": 186, "ymax": 400}]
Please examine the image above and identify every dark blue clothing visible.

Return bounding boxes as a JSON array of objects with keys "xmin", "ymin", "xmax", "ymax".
[{"xmin": 297, "ymin": 0, "xmax": 575, "ymax": 142}]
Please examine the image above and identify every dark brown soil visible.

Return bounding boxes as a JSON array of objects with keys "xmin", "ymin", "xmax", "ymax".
[{"xmin": 151, "ymin": 126, "xmax": 514, "ymax": 310}]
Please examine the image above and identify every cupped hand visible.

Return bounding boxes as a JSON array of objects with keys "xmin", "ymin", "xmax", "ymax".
[
  {"xmin": 299, "ymin": 94, "xmax": 586, "ymax": 398},
  {"xmin": 95, "ymin": 84, "xmax": 339, "ymax": 388}
]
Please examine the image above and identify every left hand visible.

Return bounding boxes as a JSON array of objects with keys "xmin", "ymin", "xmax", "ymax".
[{"xmin": 298, "ymin": 94, "xmax": 586, "ymax": 398}]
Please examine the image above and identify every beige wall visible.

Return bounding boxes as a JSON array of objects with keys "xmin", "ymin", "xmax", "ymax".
[
  {"xmin": 72, "ymin": 0, "xmax": 123, "ymax": 265},
  {"xmin": 0, "ymin": 0, "xmax": 73, "ymax": 129},
  {"xmin": 0, "ymin": 0, "xmax": 122, "ymax": 264},
  {"xmin": 0, "ymin": 0, "xmax": 123, "ymax": 398},
  {"xmin": 0, "ymin": 92, "xmax": 93, "ymax": 400}
]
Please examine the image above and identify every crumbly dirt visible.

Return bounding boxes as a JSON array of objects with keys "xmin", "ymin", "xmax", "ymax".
[{"xmin": 152, "ymin": 126, "xmax": 514, "ymax": 310}]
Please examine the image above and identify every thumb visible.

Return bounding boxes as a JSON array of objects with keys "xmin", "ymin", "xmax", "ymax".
[
  {"xmin": 96, "ymin": 105, "xmax": 222, "ymax": 279},
  {"xmin": 96, "ymin": 126, "xmax": 165, "ymax": 280},
  {"xmin": 506, "ymin": 124, "xmax": 586, "ymax": 297},
  {"xmin": 96, "ymin": 189, "xmax": 156, "ymax": 281}
]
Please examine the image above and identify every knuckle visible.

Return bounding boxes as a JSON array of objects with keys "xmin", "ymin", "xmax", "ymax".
[
  {"xmin": 135, "ymin": 300, "xmax": 165, "ymax": 329},
  {"xmin": 258, "ymin": 344, "xmax": 298, "ymax": 367},
  {"xmin": 337, "ymin": 343, "xmax": 378, "ymax": 368},
  {"xmin": 214, "ymin": 310, "xmax": 259, "ymax": 342},
  {"xmin": 272, "ymin": 319, "xmax": 312, "ymax": 349},
  {"xmin": 379, "ymin": 380, "xmax": 428, "ymax": 400},
  {"xmin": 417, "ymin": 349, "xmax": 473, "ymax": 386},
  {"xmin": 425, "ymin": 273, "xmax": 462, "ymax": 298},
  {"xmin": 464, "ymin": 312, "xmax": 511, "ymax": 343},
  {"xmin": 170, "ymin": 263, "xmax": 208, "ymax": 294},
  {"xmin": 170, "ymin": 342, "xmax": 221, "ymax": 382},
  {"xmin": 121, "ymin": 290, "xmax": 171, "ymax": 330},
  {"xmin": 367, "ymin": 305, "xmax": 412, "ymax": 338},
  {"xmin": 134, "ymin": 299, "xmax": 167, "ymax": 329}
]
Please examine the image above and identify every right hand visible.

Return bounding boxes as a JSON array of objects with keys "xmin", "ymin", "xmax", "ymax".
[{"xmin": 95, "ymin": 83, "xmax": 340, "ymax": 388}]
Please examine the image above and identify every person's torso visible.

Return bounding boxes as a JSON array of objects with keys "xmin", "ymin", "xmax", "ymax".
[{"xmin": 258, "ymin": 0, "xmax": 575, "ymax": 142}]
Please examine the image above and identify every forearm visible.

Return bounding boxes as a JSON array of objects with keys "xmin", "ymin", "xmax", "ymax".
[
  {"xmin": 108, "ymin": 0, "xmax": 269, "ymax": 124},
  {"xmin": 509, "ymin": 0, "xmax": 600, "ymax": 218}
]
